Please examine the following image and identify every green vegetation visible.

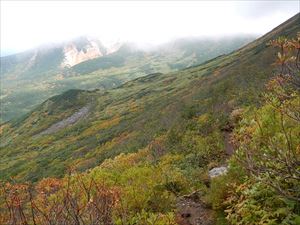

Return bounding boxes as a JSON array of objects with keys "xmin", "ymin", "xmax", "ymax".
[
  {"xmin": 2, "ymin": 13, "xmax": 298, "ymax": 181},
  {"xmin": 0, "ymin": 13, "xmax": 299, "ymax": 225},
  {"xmin": 0, "ymin": 36, "xmax": 254, "ymax": 122},
  {"xmin": 208, "ymin": 32, "xmax": 300, "ymax": 224}
]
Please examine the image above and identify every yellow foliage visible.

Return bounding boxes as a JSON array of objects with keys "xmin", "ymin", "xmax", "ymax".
[
  {"xmin": 197, "ymin": 113, "xmax": 209, "ymax": 124},
  {"xmin": 72, "ymin": 157, "xmax": 97, "ymax": 171},
  {"xmin": 92, "ymin": 132, "xmax": 136, "ymax": 156},
  {"xmin": 81, "ymin": 116, "xmax": 121, "ymax": 137},
  {"xmin": 100, "ymin": 148, "xmax": 149, "ymax": 172},
  {"xmin": 213, "ymin": 69, "xmax": 221, "ymax": 76},
  {"xmin": 0, "ymin": 124, "xmax": 10, "ymax": 135},
  {"xmin": 129, "ymin": 100, "xmax": 141, "ymax": 113}
]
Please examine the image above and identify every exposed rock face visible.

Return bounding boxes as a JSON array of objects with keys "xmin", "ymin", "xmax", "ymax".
[
  {"xmin": 208, "ymin": 166, "xmax": 228, "ymax": 178},
  {"xmin": 61, "ymin": 38, "xmax": 122, "ymax": 68},
  {"xmin": 61, "ymin": 41, "xmax": 103, "ymax": 68},
  {"xmin": 38, "ymin": 106, "xmax": 89, "ymax": 136}
]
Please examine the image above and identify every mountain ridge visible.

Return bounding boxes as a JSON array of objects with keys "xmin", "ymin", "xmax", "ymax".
[
  {"xmin": 0, "ymin": 35, "xmax": 255, "ymax": 122},
  {"xmin": 0, "ymin": 13, "xmax": 299, "ymax": 182}
]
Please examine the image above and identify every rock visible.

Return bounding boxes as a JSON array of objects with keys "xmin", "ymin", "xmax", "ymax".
[
  {"xmin": 38, "ymin": 106, "xmax": 89, "ymax": 136},
  {"xmin": 61, "ymin": 41, "xmax": 103, "ymax": 68},
  {"xmin": 208, "ymin": 166, "xmax": 228, "ymax": 178}
]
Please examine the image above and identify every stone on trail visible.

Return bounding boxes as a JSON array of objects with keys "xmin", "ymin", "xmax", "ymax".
[{"xmin": 208, "ymin": 166, "xmax": 228, "ymax": 178}]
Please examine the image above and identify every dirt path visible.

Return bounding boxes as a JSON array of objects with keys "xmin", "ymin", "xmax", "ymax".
[
  {"xmin": 176, "ymin": 131, "xmax": 234, "ymax": 224},
  {"xmin": 176, "ymin": 192, "xmax": 214, "ymax": 225},
  {"xmin": 223, "ymin": 131, "xmax": 234, "ymax": 156}
]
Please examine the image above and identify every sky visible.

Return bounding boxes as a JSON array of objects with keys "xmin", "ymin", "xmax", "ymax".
[{"xmin": 1, "ymin": 0, "xmax": 299, "ymax": 56}]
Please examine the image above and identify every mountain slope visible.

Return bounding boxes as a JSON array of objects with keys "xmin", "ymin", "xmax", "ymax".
[
  {"xmin": 0, "ymin": 13, "xmax": 299, "ymax": 182},
  {"xmin": 0, "ymin": 36, "xmax": 254, "ymax": 122},
  {"xmin": 0, "ymin": 36, "xmax": 112, "ymax": 75}
]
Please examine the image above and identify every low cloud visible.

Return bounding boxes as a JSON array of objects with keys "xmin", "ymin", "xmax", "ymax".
[{"xmin": 1, "ymin": 1, "xmax": 299, "ymax": 56}]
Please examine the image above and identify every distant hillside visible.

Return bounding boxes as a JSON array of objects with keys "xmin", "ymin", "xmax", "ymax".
[
  {"xmin": 0, "ymin": 13, "xmax": 298, "ymax": 182},
  {"xmin": 0, "ymin": 36, "xmax": 254, "ymax": 122},
  {"xmin": 0, "ymin": 36, "xmax": 117, "ymax": 74}
]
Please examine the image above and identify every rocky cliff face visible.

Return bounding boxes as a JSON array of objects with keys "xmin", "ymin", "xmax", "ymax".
[{"xmin": 61, "ymin": 38, "xmax": 121, "ymax": 68}]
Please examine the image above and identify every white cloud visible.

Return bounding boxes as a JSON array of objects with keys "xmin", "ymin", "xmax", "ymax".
[{"xmin": 1, "ymin": 0, "xmax": 299, "ymax": 55}]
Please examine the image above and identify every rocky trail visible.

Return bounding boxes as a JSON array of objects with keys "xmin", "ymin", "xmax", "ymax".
[
  {"xmin": 176, "ymin": 130, "xmax": 234, "ymax": 224},
  {"xmin": 176, "ymin": 192, "xmax": 214, "ymax": 225},
  {"xmin": 223, "ymin": 131, "xmax": 234, "ymax": 156}
]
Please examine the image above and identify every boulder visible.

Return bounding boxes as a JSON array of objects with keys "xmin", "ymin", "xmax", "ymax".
[{"xmin": 208, "ymin": 166, "xmax": 228, "ymax": 178}]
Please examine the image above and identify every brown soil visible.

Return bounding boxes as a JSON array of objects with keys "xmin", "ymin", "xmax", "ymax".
[
  {"xmin": 176, "ymin": 192, "xmax": 215, "ymax": 225},
  {"xmin": 223, "ymin": 131, "xmax": 234, "ymax": 156}
]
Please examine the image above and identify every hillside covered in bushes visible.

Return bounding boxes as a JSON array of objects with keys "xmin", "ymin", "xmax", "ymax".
[{"xmin": 0, "ymin": 13, "xmax": 299, "ymax": 225}]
